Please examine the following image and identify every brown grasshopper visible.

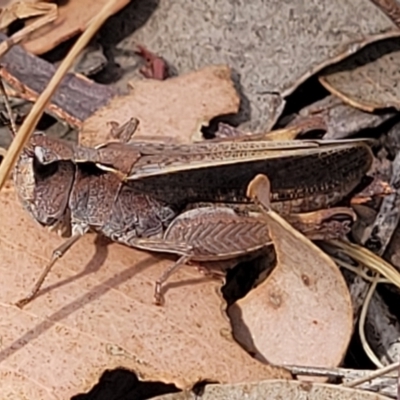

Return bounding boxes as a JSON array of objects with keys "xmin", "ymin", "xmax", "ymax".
[
  {"xmin": 9, "ymin": 116, "xmax": 373, "ymax": 306},
  {"xmin": 29, "ymin": 117, "xmax": 374, "ymax": 215}
]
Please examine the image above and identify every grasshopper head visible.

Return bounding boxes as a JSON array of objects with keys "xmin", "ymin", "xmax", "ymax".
[
  {"xmin": 31, "ymin": 132, "xmax": 75, "ymax": 164},
  {"xmin": 13, "ymin": 133, "xmax": 75, "ymax": 235}
]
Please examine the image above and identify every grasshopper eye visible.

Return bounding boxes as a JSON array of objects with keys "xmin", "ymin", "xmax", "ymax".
[
  {"xmin": 34, "ymin": 146, "xmax": 46, "ymax": 164},
  {"xmin": 34, "ymin": 145, "xmax": 60, "ymax": 166},
  {"xmin": 32, "ymin": 152, "xmax": 58, "ymax": 179}
]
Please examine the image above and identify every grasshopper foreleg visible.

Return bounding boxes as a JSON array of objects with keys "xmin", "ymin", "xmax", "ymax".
[{"xmin": 15, "ymin": 229, "xmax": 86, "ymax": 308}]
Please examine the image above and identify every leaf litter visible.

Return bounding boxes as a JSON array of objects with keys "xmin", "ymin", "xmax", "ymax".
[
  {"xmin": 3, "ymin": 1, "xmax": 400, "ymax": 399},
  {"xmin": 118, "ymin": 0, "xmax": 400, "ymax": 132},
  {"xmin": 79, "ymin": 59, "xmax": 356, "ymax": 381},
  {"xmin": 0, "ymin": 61, "xmax": 360, "ymax": 396}
]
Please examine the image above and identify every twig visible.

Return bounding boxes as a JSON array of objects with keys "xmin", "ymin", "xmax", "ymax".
[
  {"xmin": 0, "ymin": 77, "xmax": 17, "ymax": 136},
  {"xmin": 358, "ymin": 273, "xmax": 383, "ymax": 368},
  {"xmin": 326, "ymin": 240, "xmax": 400, "ymax": 290},
  {"xmin": 333, "ymin": 257, "xmax": 390, "ymax": 284},
  {"xmin": 344, "ymin": 362, "xmax": 399, "ymax": 388}
]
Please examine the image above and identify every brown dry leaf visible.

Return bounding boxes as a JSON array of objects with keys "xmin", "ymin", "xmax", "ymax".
[
  {"xmin": 119, "ymin": 0, "xmax": 400, "ymax": 132},
  {"xmin": 264, "ymin": 116, "xmax": 327, "ymax": 141},
  {"xmin": 0, "ymin": 1, "xmax": 56, "ymax": 30},
  {"xmin": 0, "ymin": 186, "xmax": 290, "ymax": 398},
  {"xmin": 228, "ymin": 180, "xmax": 353, "ymax": 371},
  {"xmin": 153, "ymin": 379, "xmax": 393, "ymax": 400},
  {"xmin": 319, "ymin": 39, "xmax": 400, "ymax": 112},
  {"xmin": 290, "ymin": 95, "xmax": 396, "ymax": 140},
  {"xmin": 21, "ymin": 0, "xmax": 129, "ymax": 54},
  {"xmin": 80, "ymin": 65, "xmax": 240, "ymax": 146}
]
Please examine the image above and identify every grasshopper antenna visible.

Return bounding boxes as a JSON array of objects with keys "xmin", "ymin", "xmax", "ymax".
[
  {"xmin": 0, "ymin": 73, "xmax": 35, "ymax": 157},
  {"xmin": 0, "ymin": 74, "xmax": 17, "ymax": 138}
]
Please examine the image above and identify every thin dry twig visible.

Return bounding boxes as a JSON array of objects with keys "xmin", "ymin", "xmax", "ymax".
[
  {"xmin": 344, "ymin": 361, "xmax": 400, "ymax": 388},
  {"xmin": 0, "ymin": 76, "xmax": 17, "ymax": 136},
  {"xmin": 327, "ymin": 240, "xmax": 400, "ymax": 289},
  {"xmin": 358, "ymin": 273, "xmax": 383, "ymax": 368},
  {"xmin": 285, "ymin": 363, "xmax": 399, "ymax": 380},
  {"xmin": 0, "ymin": 0, "xmax": 118, "ymax": 191},
  {"xmin": 333, "ymin": 257, "xmax": 390, "ymax": 284}
]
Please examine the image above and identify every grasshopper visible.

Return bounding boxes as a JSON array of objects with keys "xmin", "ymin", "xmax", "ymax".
[
  {"xmin": 30, "ymin": 116, "xmax": 374, "ymax": 216},
  {"xmin": 9, "ymin": 114, "xmax": 373, "ymax": 306}
]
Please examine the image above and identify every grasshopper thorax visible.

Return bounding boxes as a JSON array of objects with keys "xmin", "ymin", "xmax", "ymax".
[{"xmin": 13, "ymin": 132, "xmax": 75, "ymax": 236}]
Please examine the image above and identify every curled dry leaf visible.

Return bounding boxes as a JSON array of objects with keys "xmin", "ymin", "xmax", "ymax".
[
  {"xmin": 290, "ymin": 95, "xmax": 396, "ymax": 140},
  {"xmin": 152, "ymin": 379, "xmax": 393, "ymax": 400},
  {"xmin": 80, "ymin": 65, "xmax": 240, "ymax": 146},
  {"xmin": 21, "ymin": 0, "xmax": 129, "ymax": 54},
  {"xmin": 319, "ymin": 39, "xmax": 400, "ymax": 112},
  {"xmin": 0, "ymin": 186, "xmax": 290, "ymax": 398},
  {"xmin": 0, "ymin": 1, "xmax": 56, "ymax": 30},
  {"xmin": 228, "ymin": 176, "xmax": 353, "ymax": 373}
]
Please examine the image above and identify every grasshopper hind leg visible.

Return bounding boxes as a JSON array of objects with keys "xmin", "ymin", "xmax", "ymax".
[
  {"xmin": 154, "ymin": 254, "xmax": 192, "ymax": 306},
  {"xmin": 128, "ymin": 237, "xmax": 193, "ymax": 306}
]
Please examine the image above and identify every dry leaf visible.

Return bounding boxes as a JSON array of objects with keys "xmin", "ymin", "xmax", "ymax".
[
  {"xmin": 228, "ymin": 177, "xmax": 353, "ymax": 372},
  {"xmin": 0, "ymin": 1, "xmax": 55, "ymax": 30},
  {"xmin": 319, "ymin": 39, "xmax": 400, "ymax": 112},
  {"xmin": 80, "ymin": 65, "xmax": 240, "ymax": 146},
  {"xmin": 290, "ymin": 95, "xmax": 395, "ymax": 140},
  {"xmin": 120, "ymin": 0, "xmax": 400, "ymax": 132},
  {"xmin": 21, "ymin": 0, "xmax": 129, "ymax": 54},
  {"xmin": 0, "ymin": 186, "xmax": 290, "ymax": 398},
  {"xmin": 153, "ymin": 379, "xmax": 393, "ymax": 400}
]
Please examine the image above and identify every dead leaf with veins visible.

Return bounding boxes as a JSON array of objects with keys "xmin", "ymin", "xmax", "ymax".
[{"xmin": 0, "ymin": 186, "xmax": 290, "ymax": 398}]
